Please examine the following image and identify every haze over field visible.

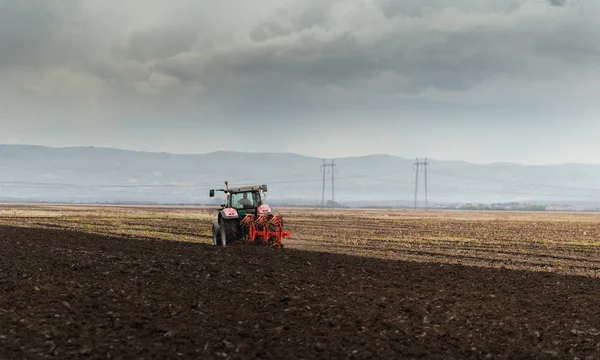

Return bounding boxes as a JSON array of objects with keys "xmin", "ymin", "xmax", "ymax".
[
  {"xmin": 2, "ymin": 0, "xmax": 600, "ymax": 166},
  {"xmin": 2, "ymin": 145, "xmax": 600, "ymax": 206}
]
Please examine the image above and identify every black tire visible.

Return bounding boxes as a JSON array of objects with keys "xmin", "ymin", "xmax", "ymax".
[
  {"xmin": 212, "ymin": 220, "xmax": 221, "ymax": 246},
  {"xmin": 219, "ymin": 218, "xmax": 239, "ymax": 246}
]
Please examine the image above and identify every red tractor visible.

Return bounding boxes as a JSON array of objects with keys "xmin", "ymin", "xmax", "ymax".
[{"xmin": 209, "ymin": 181, "xmax": 290, "ymax": 247}]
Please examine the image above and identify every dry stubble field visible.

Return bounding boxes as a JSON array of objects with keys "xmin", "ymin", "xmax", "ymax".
[{"xmin": 2, "ymin": 204, "xmax": 600, "ymax": 359}]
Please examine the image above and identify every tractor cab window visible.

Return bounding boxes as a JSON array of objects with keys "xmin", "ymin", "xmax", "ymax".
[{"xmin": 231, "ymin": 192, "xmax": 255, "ymax": 209}]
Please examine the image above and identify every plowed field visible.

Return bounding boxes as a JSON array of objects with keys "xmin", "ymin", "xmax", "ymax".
[{"xmin": 2, "ymin": 205, "xmax": 600, "ymax": 359}]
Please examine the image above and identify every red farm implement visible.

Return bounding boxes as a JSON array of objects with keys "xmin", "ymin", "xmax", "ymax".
[{"xmin": 209, "ymin": 181, "xmax": 291, "ymax": 247}]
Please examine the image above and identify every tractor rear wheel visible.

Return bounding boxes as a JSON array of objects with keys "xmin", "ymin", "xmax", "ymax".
[
  {"xmin": 219, "ymin": 218, "xmax": 239, "ymax": 246},
  {"xmin": 212, "ymin": 220, "xmax": 221, "ymax": 246}
]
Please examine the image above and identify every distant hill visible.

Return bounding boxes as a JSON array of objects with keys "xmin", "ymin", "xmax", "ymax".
[{"xmin": 1, "ymin": 144, "xmax": 600, "ymax": 206}]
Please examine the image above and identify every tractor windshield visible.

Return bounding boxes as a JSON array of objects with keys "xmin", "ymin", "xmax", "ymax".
[{"xmin": 231, "ymin": 191, "xmax": 259, "ymax": 209}]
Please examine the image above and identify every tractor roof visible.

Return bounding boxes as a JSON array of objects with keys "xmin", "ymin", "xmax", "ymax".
[{"xmin": 226, "ymin": 185, "xmax": 266, "ymax": 193}]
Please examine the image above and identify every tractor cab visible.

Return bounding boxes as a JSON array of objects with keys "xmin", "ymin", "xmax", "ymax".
[
  {"xmin": 225, "ymin": 189, "xmax": 263, "ymax": 215},
  {"xmin": 209, "ymin": 182, "xmax": 270, "ymax": 217}
]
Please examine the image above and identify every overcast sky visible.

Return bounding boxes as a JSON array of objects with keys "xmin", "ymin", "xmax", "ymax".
[{"xmin": 1, "ymin": 0, "xmax": 599, "ymax": 165}]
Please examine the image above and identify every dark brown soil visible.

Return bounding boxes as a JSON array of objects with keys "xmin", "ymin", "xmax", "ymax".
[{"xmin": 3, "ymin": 225, "xmax": 600, "ymax": 359}]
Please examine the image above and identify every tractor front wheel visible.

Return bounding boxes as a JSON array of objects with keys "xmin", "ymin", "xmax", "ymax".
[{"xmin": 219, "ymin": 218, "xmax": 239, "ymax": 246}]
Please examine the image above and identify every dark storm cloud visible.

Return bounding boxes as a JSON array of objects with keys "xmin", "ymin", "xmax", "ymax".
[
  {"xmin": 0, "ymin": 0, "xmax": 94, "ymax": 68},
  {"xmin": 0, "ymin": 0, "xmax": 62, "ymax": 67},
  {"xmin": 139, "ymin": 0, "xmax": 593, "ymax": 107},
  {"xmin": 152, "ymin": 7, "xmax": 595, "ymax": 109},
  {"xmin": 2, "ymin": 0, "xmax": 591, "ymax": 105},
  {"xmin": 1, "ymin": 0, "xmax": 599, "ymax": 131}
]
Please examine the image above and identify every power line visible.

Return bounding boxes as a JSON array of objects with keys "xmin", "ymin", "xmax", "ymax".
[
  {"xmin": 332, "ymin": 159, "xmax": 336, "ymax": 202},
  {"xmin": 6, "ymin": 167, "xmax": 600, "ymax": 200},
  {"xmin": 0, "ymin": 171, "xmax": 401, "ymax": 190},
  {"xmin": 320, "ymin": 159, "xmax": 337, "ymax": 208},
  {"xmin": 7, "ymin": 167, "xmax": 600, "ymax": 202},
  {"xmin": 413, "ymin": 158, "xmax": 429, "ymax": 210}
]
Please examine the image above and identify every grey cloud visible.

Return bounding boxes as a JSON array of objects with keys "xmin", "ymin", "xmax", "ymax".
[
  {"xmin": 249, "ymin": 21, "xmax": 295, "ymax": 42},
  {"xmin": 153, "ymin": 2, "xmax": 593, "ymax": 99},
  {"xmin": 547, "ymin": 0, "xmax": 568, "ymax": 6},
  {"xmin": 533, "ymin": 22, "xmax": 600, "ymax": 64},
  {"xmin": 224, "ymin": 33, "xmax": 382, "ymax": 86},
  {"xmin": 2, "ymin": 0, "xmax": 600, "ymax": 124},
  {"xmin": 84, "ymin": 62, "xmax": 129, "ymax": 83},
  {"xmin": 112, "ymin": 27, "xmax": 200, "ymax": 63},
  {"xmin": 378, "ymin": 0, "xmax": 525, "ymax": 18},
  {"xmin": 0, "ymin": 0, "xmax": 94, "ymax": 68},
  {"xmin": 82, "ymin": 61, "xmax": 154, "ymax": 87},
  {"xmin": 162, "ymin": 17, "xmax": 595, "ymax": 100},
  {"xmin": 0, "ymin": 0, "xmax": 62, "ymax": 67},
  {"xmin": 6, "ymin": 0, "xmax": 593, "ymax": 100},
  {"xmin": 248, "ymin": 0, "xmax": 339, "ymax": 42},
  {"xmin": 288, "ymin": 0, "xmax": 336, "ymax": 31}
]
